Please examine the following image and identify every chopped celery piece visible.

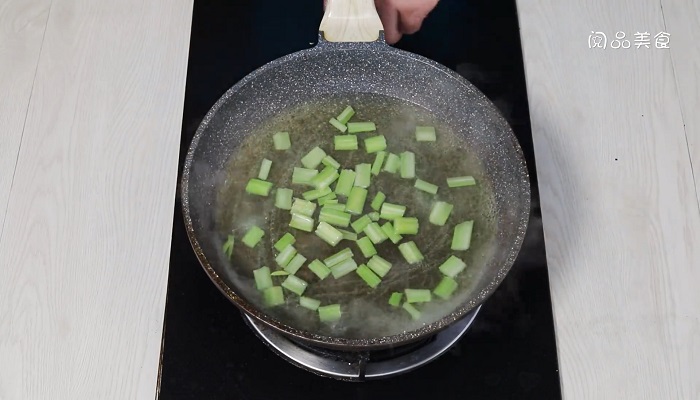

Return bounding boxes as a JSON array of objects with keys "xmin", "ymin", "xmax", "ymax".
[
  {"xmin": 399, "ymin": 151, "xmax": 415, "ymax": 179},
  {"xmin": 329, "ymin": 117, "xmax": 348, "ymax": 133},
  {"xmin": 303, "ymin": 186, "xmax": 332, "ymax": 201},
  {"xmin": 363, "ymin": 222, "xmax": 388, "ymax": 244},
  {"xmin": 324, "ymin": 248, "xmax": 353, "ymax": 267},
  {"xmin": 393, "ymin": 217, "xmax": 419, "ymax": 235},
  {"xmin": 381, "ymin": 222, "xmax": 403, "ymax": 244},
  {"xmin": 388, "ymin": 292, "xmax": 403, "ymax": 307},
  {"xmin": 275, "ymin": 245, "xmax": 297, "ymax": 268},
  {"xmin": 370, "ymin": 192, "xmax": 386, "ymax": 211},
  {"xmin": 368, "ymin": 212, "xmax": 380, "ymax": 221},
  {"xmin": 383, "ymin": 153, "xmax": 400, "ymax": 173},
  {"xmin": 311, "ymin": 166, "xmax": 340, "ymax": 189},
  {"xmin": 274, "ymin": 233, "xmax": 296, "ymax": 251},
  {"xmin": 447, "ymin": 175, "xmax": 477, "ymax": 187},
  {"xmin": 433, "ymin": 276, "xmax": 458, "ymax": 300},
  {"xmin": 347, "ymin": 121, "xmax": 376, "ymax": 133},
  {"xmin": 322, "ymin": 155, "xmax": 341, "ymax": 169},
  {"xmin": 439, "ymin": 255, "xmax": 467, "ymax": 277},
  {"xmin": 264, "ymin": 286, "xmax": 285, "ymax": 306},
  {"xmin": 320, "ymin": 207, "xmax": 352, "ymax": 228},
  {"xmin": 308, "ymin": 259, "xmax": 331, "ymax": 280},
  {"xmin": 415, "ymin": 126, "xmax": 436, "ymax": 142},
  {"xmin": 356, "ymin": 264, "xmax": 381, "ymax": 288},
  {"xmin": 254, "ymin": 267, "xmax": 273, "ymax": 291},
  {"xmin": 317, "ymin": 192, "xmax": 337, "ymax": 206},
  {"xmin": 338, "ymin": 229, "xmax": 358, "ymax": 241},
  {"xmin": 351, "ymin": 215, "xmax": 372, "ymax": 233},
  {"xmin": 414, "ymin": 178, "xmax": 438, "ymax": 194},
  {"xmin": 334, "ymin": 135, "xmax": 358, "ymax": 150},
  {"xmin": 246, "ymin": 179, "xmax": 273, "ymax": 196},
  {"xmin": 284, "ymin": 253, "xmax": 307, "ymax": 274},
  {"xmin": 301, "ymin": 146, "xmax": 327, "ymax": 169},
  {"xmin": 318, "ymin": 304, "xmax": 342, "ymax": 322},
  {"xmin": 315, "ymin": 222, "xmax": 343, "ymax": 246},
  {"xmin": 273, "ymin": 132, "xmax": 291, "ymax": 150},
  {"xmin": 289, "ymin": 213, "xmax": 314, "ymax": 232},
  {"xmin": 300, "ymin": 296, "xmax": 321, "ymax": 311},
  {"xmin": 282, "ymin": 275, "xmax": 308, "ymax": 296},
  {"xmin": 402, "ymin": 302, "xmax": 421, "ymax": 320},
  {"xmin": 398, "ymin": 241, "xmax": 424, "ymax": 264},
  {"xmin": 364, "ymin": 135, "xmax": 387, "ymax": 154},
  {"xmin": 291, "ymin": 198, "xmax": 316, "ymax": 217},
  {"xmin": 242, "ymin": 226, "xmax": 264, "ymax": 248},
  {"xmin": 371, "ymin": 151, "xmax": 386, "ymax": 175},
  {"xmin": 354, "ymin": 163, "xmax": 371, "ymax": 188},
  {"xmin": 292, "ymin": 167, "xmax": 318, "ymax": 185},
  {"xmin": 405, "ymin": 288, "xmax": 432, "ymax": 303},
  {"xmin": 222, "ymin": 234, "xmax": 234, "ymax": 259},
  {"xmin": 258, "ymin": 158, "xmax": 273, "ymax": 180},
  {"xmin": 379, "ymin": 202, "xmax": 406, "ymax": 220},
  {"xmin": 356, "ymin": 236, "xmax": 377, "ymax": 258},
  {"xmin": 275, "ymin": 188, "xmax": 293, "ymax": 210},
  {"xmin": 325, "ymin": 203, "xmax": 346, "ymax": 211},
  {"xmin": 429, "ymin": 201, "xmax": 454, "ymax": 226},
  {"xmin": 270, "ymin": 270, "xmax": 289, "ymax": 276},
  {"xmin": 337, "ymin": 106, "xmax": 355, "ymax": 124},
  {"xmin": 330, "ymin": 258, "xmax": 358, "ymax": 278},
  {"xmin": 334, "ymin": 169, "xmax": 356, "ymax": 196},
  {"xmin": 367, "ymin": 255, "xmax": 392, "ymax": 277},
  {"xmin": 452, "ymin": 220, "xmax": 474, "ymax": 251},
  {"xmin": 345, "ymin": 187, "xmax": 368, "ymax": 215}
]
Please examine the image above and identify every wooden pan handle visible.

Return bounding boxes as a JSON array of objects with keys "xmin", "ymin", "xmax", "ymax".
[{"xmin": 319, "ymin": 0, "xmax": 384, "ymax": 42}]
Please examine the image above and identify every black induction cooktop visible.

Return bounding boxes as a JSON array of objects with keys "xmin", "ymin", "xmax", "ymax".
[{"xmin": 159, "ymin": 0, "xmax": 561, "ymax": 398}]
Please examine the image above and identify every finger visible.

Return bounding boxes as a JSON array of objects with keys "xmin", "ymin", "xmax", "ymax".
[
  {"xmin": 375, "ymin": 0, "xmax": 401, "ymax": 44},
  {"xmin": 398, "ymin": 0, "xmax": 439, "ymax": 35}
]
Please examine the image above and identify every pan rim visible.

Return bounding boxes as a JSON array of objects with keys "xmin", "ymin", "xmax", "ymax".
[{"xmin": 181, "ymin": 41, "xmax": 530, "ymax": 350}]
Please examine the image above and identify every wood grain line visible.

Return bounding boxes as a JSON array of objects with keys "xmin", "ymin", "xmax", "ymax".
[{"xmin": 0, "ymin": 0, "xmax": 51, "ymax": 243}]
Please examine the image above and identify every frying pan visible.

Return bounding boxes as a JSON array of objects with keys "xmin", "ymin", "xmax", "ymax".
[{"xmin": 182, "ymin": 0, "xmax": 530, "ymax": 351}]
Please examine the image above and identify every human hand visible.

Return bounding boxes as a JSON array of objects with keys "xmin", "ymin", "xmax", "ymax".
[
  {"xmin": 374, "ymin": 0, "xmax": 439, "ymax": 44},
  {"xmin": 323, "ymin": 0, "xmax": 439, "ymax": 44}
]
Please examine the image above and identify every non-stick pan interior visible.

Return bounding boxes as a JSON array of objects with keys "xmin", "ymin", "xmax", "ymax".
[{"xmin": 182, "ymin": 41, "xmax": 529, "ymax": 348}]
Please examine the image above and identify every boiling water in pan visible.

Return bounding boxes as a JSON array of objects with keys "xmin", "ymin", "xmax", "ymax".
[{"xmin": 215, "ymin": 93, "xmax": 498, "ymax": 339}]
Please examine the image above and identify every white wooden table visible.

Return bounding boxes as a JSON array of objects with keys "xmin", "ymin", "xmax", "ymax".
[{"xmin": 0, "ymin": 0, "xmax": 698, "ymax": 399}]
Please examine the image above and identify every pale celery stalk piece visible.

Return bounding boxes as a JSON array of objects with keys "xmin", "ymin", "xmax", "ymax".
[
  {"xmin": 354, "ymin": 163, "xmax": 371, "ymax": 188},
  {"xmin": 438, "ymin": 255, "xmax": 467, "ymax": 278},
  {"xmin": 284, "ymin": 253, "xmax": 307, "ymax": 274},
  {"xmin": 400, "ymin": 151, "xmax": 415, "ymax": 179},
  {"xmin": 329, "ymin": 118, "xmax": 348, "ymax": 132},
  {"xmin": 452, "ymin": 220, "xmax": 474, "ymax": 251},
  {"xmin": 281, "ymin": 274, "xmax": 308, "ymax": 296},
  {"xmin": 275, "ymin": 188, "xmax": 293, "ymax": 210},
  {"xmin": 405, "ymin": 288, "xmax": 432, "ymax": 303},
  {"xmin": 301, "ymin": 146, "xmax": 327, "ymax": 169},
  {"xmin": 415, "ymin": 126, "xmax": 436, "ymax": 142},
  {"xmin": 429, "ymin": 201, "xmax": 454, "ymax": 226},
  {"xmin": 242, "ymin": 226, "xmax": 264, "ymax": 248},
  {"xmin": 273, "ymin": 131, "xmax": 291, "ymax": 150},
  {"xmin": 258, "ymin": 158, "xmax": 273, "ymax": 180},
  {"xmin": 315, "ymin": 221, "xmax": 343, "ymax": 246},
  {"xmin": 335, "ymin": 169, "xmax": 356, "ymax": 196},
  {"xmin": 253, "ymin": 266, "xmax": 273, "ymax": 291}
]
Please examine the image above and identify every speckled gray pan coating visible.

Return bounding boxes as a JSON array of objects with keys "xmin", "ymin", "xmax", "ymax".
[{"xmin": 181, "ymin": 34, "xmax": 530, "ymax": 350}]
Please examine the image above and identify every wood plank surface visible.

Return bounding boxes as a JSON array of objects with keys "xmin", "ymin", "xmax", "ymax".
[
  {"xmin": 515, "ymin": 0, "xmax": 700, "ymax": 398},
  {"xmin": 661, "ymin": 0, "xmax": 700, "ymax": 203},
  {"xmin": 0, "ymin": 0, "xmax": 192, "ymax": 398},
  {"xmin": 0, "ymin": 0, "xmax": 51, "ymax": 240}
]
